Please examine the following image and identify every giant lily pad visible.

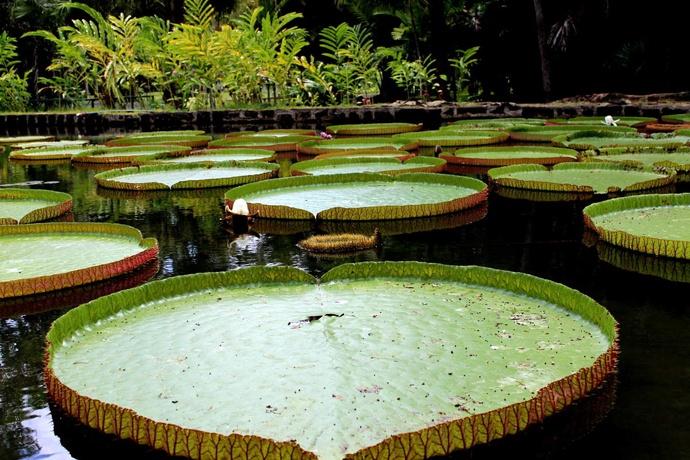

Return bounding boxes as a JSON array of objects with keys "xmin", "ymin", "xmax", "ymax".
[
  {"xmin": 596, "ymin": 241, "xmax": 690, "ymax": 284},
  {"xmin": 552, "ymin": 131, "xmax": 690, "ymax": 150},
  {"xmin": 106, "ymin": 134, "xmax": 212, "ymax": 148},
  {"xmin": 548, "ymin": 116, "xmax": 656, "ymax": 127},
  {"xmin": 583, "ymin": 193, "xmax": 690, "ymax": 259},
  {"xmin": 489, "ymin": 163, "xmax": 675, "ymax": 195},
  {"xmin": 446, "ymin": 118, "xmax": 545, "ymax": 129},
  {"xmin": 209, "ymin": 135, "xmax": 317, "ymax": 152},
  {"xmin": 225, "ymin": 173, "xmax": 487, "ymax": 220},
  {"xmin": 509, "ymin": 126, "xmax": 635, "ymax": 142},
  {"xmin": 441, "ymin": 146, "xmax": 577, "ymax": 167},
  {"xmin": 298, "ymin": 138, "xmax": 417, "ymax": 156},
  {"xmin": 326, "ymin": 122, "xmax": 422, "ymax": 136},
  {"xmin": 9, "ymin": 145, "xmax": 103, "ymax": 161},
  {"xmin": 0, "ymin": 188, "xmax": 72, "ymax": 224},
  {"xmin": 95, "ymin": 162, "xmax": 278, "ymax": 190},
  {"xmin": 588, "ymin": 147, "xmax": 690, "ymax": 173},
  {"xmin": 291, "ymin": 157, "xmax": 445, "ymax": 176},
  {"xmin": 313, "ymin": 151, "xmax": 415, "ymax": 161},
  {"xmin": 72, "ymin": 145, "xmax": 192, "ymax": 164},
  {"xmin": 0, "ymin": 222, "xmax": 158, "ymax": 299},
  {"xmin": 141, "ymin": 148, "xmax": 275, "ymax": 165},
  {"xmin": 393, "ymin": 130, "xmax": 509, "ymax": 147},
  {"xmin": 118, "ymin": 130, "xmax": 206, "ymax": 138},
  {"xmin": 45, "ymin": 262, "xmax": 617, "ymax": 460},
  {"xmin": 0, "ymin": 135, "xmax": 55, "ymax": 146},
  {"xmin": 661, "ymin": 114, "xmax": 690, "ymax": 124},
  {"xmin": 10, "ymin": 139, "xmax": 91, "ymax": 150}
]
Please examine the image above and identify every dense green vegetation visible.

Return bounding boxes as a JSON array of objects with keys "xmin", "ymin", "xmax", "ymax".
[{"xmin": 1, "ymin": 0, "xmax": 687, "ymax": 111}]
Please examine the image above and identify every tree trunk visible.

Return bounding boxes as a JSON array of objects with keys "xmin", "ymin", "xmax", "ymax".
[{"xmin": 532, "ymin": 0, "xmax": 551, "ymax": 99}]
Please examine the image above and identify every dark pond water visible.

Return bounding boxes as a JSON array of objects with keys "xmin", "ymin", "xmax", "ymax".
[{"xmin": 2, "ymin": 138, "xmax": 690, "ymax": 460}]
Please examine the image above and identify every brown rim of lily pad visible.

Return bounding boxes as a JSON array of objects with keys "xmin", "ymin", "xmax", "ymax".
[
  {"xmin": 0, "ymin": 223, "xmax": 158, "ymax": 299},
  {"xmin": 0, "ymin": 135, "xmax": 55, "ymax": 146},
  {"xmin": 72, "ymin": 145, "xmax": 192, "ymax": 164},
  {"xmin": 441, "ymin": 146, "xmax": 578, "ymax": 167},
  {"xmin": 583, "ymin": 193, "xmax": 690, "ymax": 259},
  {"xmin": 644, "ymin": 123, "xmax": 690, "ymax": 133},
  {"xmin": 9, "ymin": 145, "xmax": 103, "ymax": 161},
  {"xmin": 224, "ymin": 173, "xmax": 488, "ymax": 221},
  {"xmin": 0, "ymin": 188, "xmax": 73, "ymax": 225},
  {"xmin": 325, "ymin": 123, "xmax": 423, "ymax": 136},
  {"xmin": 43, "ymin": 262, "xmax": 618, "ymax": 460},
  {"xmin": 135, "ymin": 148, "xmax": 277, "ymax": 165},
  {"xmin": 488, "ymin": 163, "xmax": 677, "ymax": 195},
  {"xmin": 106, "ymin": 135, "xmax": 212, "ymax": 149},
  {"xmin": 208, "ymin": 135, "xmax": 318, "ymax": 152}
]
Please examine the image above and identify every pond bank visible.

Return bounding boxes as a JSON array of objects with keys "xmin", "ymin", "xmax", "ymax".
[{"xmin": 2, "ymin": 101, "xmax": 690, "ymax": 136}]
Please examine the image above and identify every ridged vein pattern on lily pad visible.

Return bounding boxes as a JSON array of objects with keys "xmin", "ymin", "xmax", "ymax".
[
  {"xmin": 326, "ymin": 122, "xmax": 422, "ymax": 136},
  {"xmin": 0, "ymin": 188, "xmax": 72, "ymax": 224},
  {"xmin": 291, "ymin": 157, "xmax": 445, "ymax": 176},
  {"xmin": 442, "ymin": 146, "xmax": 577, "ymax": 167},
  {"xmin": 489, "ymin": 163, "xmax": 675, "ymax": 194},
  {"xmin": 143, "ymin": 148, "xmax": 275, "ymax": 164},
  {"xmin": 298, "ymin": 138, "xmax": 417, "ymax": 156},
  {"xmin": 225, "ymin": 173, "xmax": 487, "ymax": 220},
  {"xmin": 72, "ymin": 145, "xmax": 192, "ymax": 164},
  {"xmin": 0, "ymin": 223, "xmax": 158, "ymax": 299},
  {"xmin": 95, "ymin": 162, "xmax": 278, "ymax": 190},
  {"xmin": 584, "ymin": 193, "xmax": 690, "ymax": 259},
  {"xmin": 45, "ymin": 262, "xmax": 618, "ymax": 460}
]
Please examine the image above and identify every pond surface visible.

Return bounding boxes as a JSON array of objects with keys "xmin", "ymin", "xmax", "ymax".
[{"xmin": 2, "ymin": 139, "xmax": 690, "ymax": 459}]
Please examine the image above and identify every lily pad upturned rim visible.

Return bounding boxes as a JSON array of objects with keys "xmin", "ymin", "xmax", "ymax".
[
  {"xmin": 488, "ymin": 162, "xmax": 676, "ymax": 195},
  {"xmin": 137, "ymin": 148, "xmax": 276, "ymax": 165},
  {"xmin": 290, "ymin": 156, "xmax": 446, "ymax": 176},
  {"xmin": 44, "ymin": 261, "xmax": 618, "ymax": 460},
  {"xmin": 392, "ymin": 130, "xmax": 510, "ymax": 147},
  {"xmin": 0, "ymin": 188, "xmax": 73, "ymax": 225},
  {"xmin": 586, "ymin": 147, "xmax": 690, "ymax": 172},
  {"xmin": 547, "ymin": 116, "xmax": 656, "ymax": 127},
  {"xmin": 225, "ymin": 172, "xmax": 488, "ymax": 221},
  {"xmin": 325, "ymin": 122, "xmax": 422, "ymax": 136},
  {"xmin": 508, "ymin": 126, "xmax": 635, "ymax": 142},
  {"xmin": 9, "ymin": 145, "xmax": 102, "ymax": 161},
  {"xmin": 313, "ymin": 151, "xmax": 416, "ymax": 161},
  {"xmin": 551, "ymin": 130, "xmax": 690, "ymax": 151},
  {"xmin": 661, "ymin": 113, "xmax": 690, "ymax": 124},
  {"xmin": 71, "ymin": 145, "xmax": 192, "ymax": 164},
  {"xmin": 0, "ymin": 222, "xmax": 158, "ymax": 299},
  {"xmin": 10, "ymin": 140, "xmax": 92, "ymax": 150},
  {"xmin": 441, "ymin": 146, "xmax": 578, "ymax": 167},
  {"xmin": 583, "ymin": 193, "xmax": 690, "ymax": 259},
  {"xmin": 447, "ymin": 118, "xmax": 546, "ymax": 129},
  {"xmin": 297, "ymin": 138, "xmax": 418, "ymax": 156},
  {"xmin": 94, "ymin": 161, "xmax": 279, "ymax": 191},
  {"xmin": 105, "ymin": 134, "xmax": 213, "ymax": 148},
  {"xmin": 0, "ymin": 135, "xmax": 55, "ymax": 146},
  {"xmin": 208, "ymin": 135, "xmax": 317, "ymax": 152}
]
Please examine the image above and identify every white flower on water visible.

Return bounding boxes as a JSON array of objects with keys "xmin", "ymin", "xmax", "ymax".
[
  {"xmin": 602, "ymin": 115, "xmax": 620, "ymax": 127},
  {"xmin": 231, "ymin": 198, "xmax": 249, "ymax": 216}
]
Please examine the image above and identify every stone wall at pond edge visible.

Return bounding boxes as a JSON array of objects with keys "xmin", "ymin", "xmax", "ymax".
[{"xmin": 3, "ymin": 102, "xmax": 690, "ymax": 136}]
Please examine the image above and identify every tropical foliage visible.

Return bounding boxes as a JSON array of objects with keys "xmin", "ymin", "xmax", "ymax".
[{"xmin": 0, "ymin": 32, "xmax": 30, "ymax": 111}]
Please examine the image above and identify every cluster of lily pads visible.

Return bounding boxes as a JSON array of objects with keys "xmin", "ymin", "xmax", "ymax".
[{"xmin": 5, "ymin": 112, "xmax": 690, "ymax": 459}]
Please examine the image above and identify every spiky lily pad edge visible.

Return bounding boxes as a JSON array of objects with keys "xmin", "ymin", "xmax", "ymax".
[
  {"xmin": 290, "ymin": 157, "xmax": 446, "ymax": 176},
  {"xmin": 0, "ymin": 188, "xmax": 73, "ymax": 225},
  {"xmin": 94, "ymin": 161, "xmax": 279, "ymax": 191},
  {"xmin": 583, "ymin": 193, "xmax": 690, "ymax": 259},
  {"xmin": 488, "ymin": 163, "xmax": 676, "ymax": 194},
  {"xmin": 225, "ymin": 173, "xmax": 489, "ymax": 221},
  {"xmin": 0, "ymin": 223, "xmax": 158, "ymax": 299},
  {"xmin": 44, "ymin": 261, "xmax": 617, "ymax": 460}
]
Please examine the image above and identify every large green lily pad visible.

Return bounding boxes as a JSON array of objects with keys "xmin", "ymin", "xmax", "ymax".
[
  {"xmin": 314, "ymin": 151, "xmax": 415, "ymax": 161},
  {"xmin": 0, "ymin": 222, "xmax": 158, "ymax": 299},
  {"xmin": 548, "ymin": 116, "xmax": 656, "ymax": 127},
  {"xmin": 326, "ymin": 123, "xmax": 422, "ymax": 136},
  {"xmin": 0, "ymin": 135, "xmax": 55, "ymax": 146},
  {"xmin": 552, "ymin": 131, "xmax": 690, "ymax": 150},
  {"xmin": 9, "ymin": 145, "xmax": 103, "ymax": 161},
  {"xmin": 583, "ymin": 193, "xmax": 690, "ymax": 259},
  {"xmin": 210, "ymin": 135, "xmax": 317, "ymax": 152},
  {"xmin": 298, "ymin": 138, "xmax": 417, "ymax": 156},
  {"xmin": 45, "ymin": 262, "xmax": 617, "ymax": 460},
  {"xmin": 95, "ymin": 162, "xmax": 278, "ymax": 190},
  {"xmin": 393, "ymin": 130, "xmax": 509, "ymax": 147},
  {"xmin": 489, "ymin": 163, "xmax": 675, "ymax": 195},
  {"xmin": 119, "ymin": 130, "xmax": 206, "ymax": 138},
  {"xmin": 10, "ymin": 139, "xmax": 91, "ymax": 150},
  {"xmin": 0, "ymin": 188, "xmax": 72, "ymax": 224},
  {"xmin": 291, "ymin": 157, "xmax": 445, "ymax": 176},
  {"xmin": 446, "ymin": 118, "xmax": 545, "ymax": 129},
  {"xmin": 225, "ymin": 173, "xmax": 487, "ymax": 220},
  {"xmin": 106, "ymin": 134, "xmax": 212, "ymax": 148},
  {"xmin": 442, "ymin": 146, "xmax": 577, "ymax": 167},
  {"xmin": 72, "ymin": 145, "xmax": 192, "ymax": 164},
  {"xmin": 661, "ymin": 114, "xmax": 690, "ymax": 124},
  {"xmin": 141, "ymin": 148, "xmax": 275, "ymax": 165},
  {"xmin": 588, "ymin": 147, "xmax": 690, "ymax": 172},
  {"xmin": 509, "ymin": 126, "xmax": 635, "ymax": 142}
]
